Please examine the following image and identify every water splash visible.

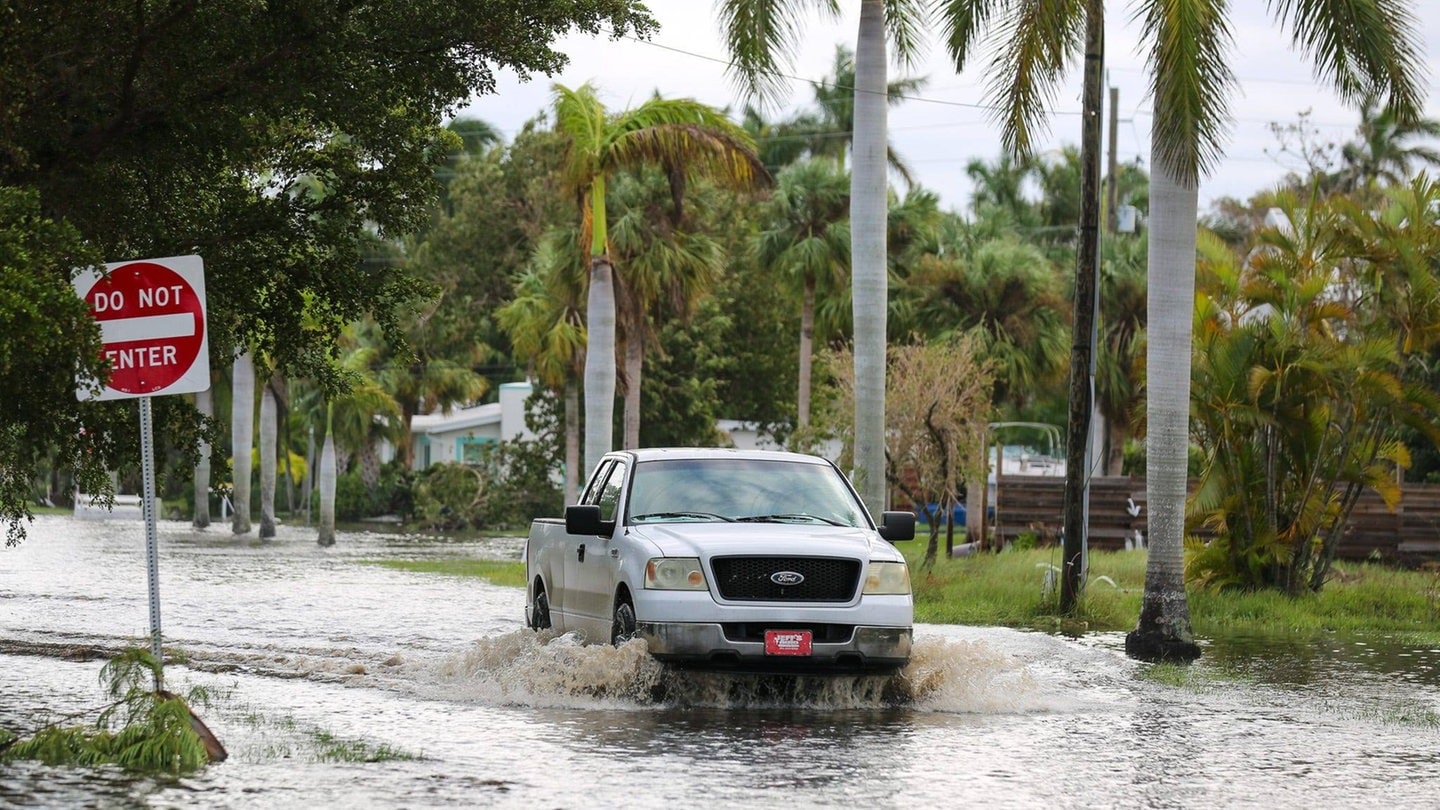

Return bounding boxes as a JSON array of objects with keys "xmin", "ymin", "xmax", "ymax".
[
  {"xmin": 411, "ymin": 630, "xmax": 1042, "ymax": 713},
  {"xmin": 418, "ymin": 631, "xmax": 666, "ymax": 708}
]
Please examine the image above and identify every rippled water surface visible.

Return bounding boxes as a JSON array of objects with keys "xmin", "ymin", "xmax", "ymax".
[{"xmin": 3, "ymin": 515, "xmax": 1439, "ymax": 808}]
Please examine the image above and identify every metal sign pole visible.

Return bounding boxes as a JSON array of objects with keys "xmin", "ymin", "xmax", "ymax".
[{"xmin": 139, "ymin": 396, "xmax": 163, "ymax": 688}]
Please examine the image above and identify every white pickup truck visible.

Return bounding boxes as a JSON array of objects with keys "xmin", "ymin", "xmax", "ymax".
[{"xmin": 523, "ymin": 448, "xmax": 916, "ymax": 673}]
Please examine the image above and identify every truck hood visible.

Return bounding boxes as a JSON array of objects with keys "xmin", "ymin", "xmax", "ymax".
[{"xmin": 622, "ymin": 523, "xmax": 905, "ymax": 563}]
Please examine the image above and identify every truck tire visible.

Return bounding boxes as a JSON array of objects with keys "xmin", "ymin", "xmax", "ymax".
[
  {"xmin": 529, "ymin": 588, "xmax": 551, "ymax": 631},
  {"xmin": 611, "ymin": 598, "xmax": 637, "ymax": 644}
]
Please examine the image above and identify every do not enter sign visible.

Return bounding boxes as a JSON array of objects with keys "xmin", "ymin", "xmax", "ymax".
[{"xmin": 74, "ymin": 255, "xmax": 210, "ymax": 401}]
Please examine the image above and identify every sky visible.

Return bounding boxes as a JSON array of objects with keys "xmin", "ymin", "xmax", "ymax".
[{"xmin": 461, "ymin": 1, "xmax": 1440, "ymax": 215}]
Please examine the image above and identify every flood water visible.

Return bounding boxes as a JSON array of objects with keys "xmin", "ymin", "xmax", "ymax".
[{"xmin": 3, "ymin": 514, "xmax": 1440, "ymax": 808}]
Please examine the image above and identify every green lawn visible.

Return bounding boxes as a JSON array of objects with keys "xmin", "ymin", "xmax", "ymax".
[{"xmin": 360, "ymin": 540, "xmax": 1440, "ymax": 642}]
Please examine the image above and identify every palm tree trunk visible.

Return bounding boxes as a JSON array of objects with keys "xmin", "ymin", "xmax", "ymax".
[
  {"xmin": 192, "ymin": 388, "xmax": 212, "ymax": 529},
  {"xmin": 850, "ymin": 0, "xmax": 889, "ymax": 516},
  {"xmin": 583, "ymin": 256, "xmax": 617, "ymax": 479},
  {"xmin": 259, "ymin": 382, "xmax": 277, "ymax": 539},
  {"xmin": 622, "ymin": 329, "xmax": 643, "ymax": 449},
  {"xmin": 1126, "ymin": 126, "xmax": 1201, "ymax": 662},
  {"xmin": 318, "ymin": 407, "xmax": 336, "ymax": 547},
  {"xmin": 359, "ymin": 442, "xmax": 381, "ymax": 494},
  {"xmin": 798, "ymin": 276, "xmax": 816, "ymax": 429},
  {"xmin": 230, "ymin": 351, "xmax": 254, "ymax": 535},
  {"xmin": 1106, "ymin": 417, "xmax": 1126, "ymax": 475},
  {"xmin": 564, "ymin": 381, "xmax": 581, "ymax": 505}
]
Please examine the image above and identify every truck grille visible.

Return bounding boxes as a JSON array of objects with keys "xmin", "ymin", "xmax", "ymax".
[{"xmin": 710, "ymin": 556, "xmax": 862, "ymax": 602}]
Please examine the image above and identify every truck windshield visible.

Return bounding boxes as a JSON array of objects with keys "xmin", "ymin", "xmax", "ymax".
[{"xmin": 627, "ymin": 458, "xmax": 867, "ymax": 528}]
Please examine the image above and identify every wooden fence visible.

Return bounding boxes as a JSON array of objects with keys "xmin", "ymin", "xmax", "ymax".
[{"xmin": 992, "ymin": 475, "xmax": 1440, "ymax": 565}]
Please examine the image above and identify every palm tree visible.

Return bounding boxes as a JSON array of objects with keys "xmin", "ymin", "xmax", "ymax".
[
  {"xmin": 549, "ymin": 81, "xmax": 767, "ymax": 479},
  {"xmin": 318, "ymin": 404, "xmax": 337, "ymax": 547},
  {"xmin": 1134, "ymin": 2, "xmax": 1419, "ymax": 661},
  {"xmin": 965, "ymin": 153, "xmax": 1038, "ymax": 229},
  {"xmin": 366, "ymin": 318, "xmax": 489, "ymax": 472},
  {"xmin": 1337, "ymin": 98, "xmax": 1440, "ymax": 194},
  {"xmin": 498, "ymin": 228, "xmax": 588, "ymax": 504},
  {"xmin": 192, "ymin": 388, "xmax": 212, "ymax": 529},
  {"xmin": 608, "ymin": 170, "xmax": 727, "ymax": 449},
  {"xmin": 756, "ymin": 158, "xmax": 851, "ymax": 429},
  {"xmin": 717, "ymin": 0, "xmax": 931, "ymax": 515},
  {"xmin": 805, "ymin": 44, "xmax": 926, "ymax": 187},
  {"xmin": 942, "ymin": 0, "xmax": 1423, "ymax": 660},
  {"xmin": 258, "ymin": 379, "xmax": 278, "ymax": 539},
  {"xmin": 1095, "ymin": 233, "xmax": 1148, "ymax": 475},
  {"xmin": 230, "ymin": 350, "xmax": 254, "ymax": 535}
]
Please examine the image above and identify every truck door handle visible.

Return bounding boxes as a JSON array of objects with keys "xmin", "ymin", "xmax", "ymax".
[{"xmin": 577, "ymin": 543, "xmax": 586, "ymax": 563}]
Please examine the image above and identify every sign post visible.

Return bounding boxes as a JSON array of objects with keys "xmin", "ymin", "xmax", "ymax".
[{"xmin": 74, "ymin": 255, "xmax": 209, "ymax": 686}]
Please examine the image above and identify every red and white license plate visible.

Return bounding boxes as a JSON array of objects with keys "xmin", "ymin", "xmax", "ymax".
[{"xmin": 764, "ymin": 629, "xmax": 813, "ymax": 656}]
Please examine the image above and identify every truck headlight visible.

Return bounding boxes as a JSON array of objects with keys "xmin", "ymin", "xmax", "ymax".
[
  {"xmin": 645, "ymin": 557, "xmax": 708, "ymax": 590},
  {"xmin": 863, "ymin": 561, "xmax": 911, "ymax": 595}
]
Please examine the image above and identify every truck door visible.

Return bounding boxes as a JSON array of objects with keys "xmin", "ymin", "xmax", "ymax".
[{"xmin": 565, "ymin": 459, "xmax": 627, "ymax": 639}]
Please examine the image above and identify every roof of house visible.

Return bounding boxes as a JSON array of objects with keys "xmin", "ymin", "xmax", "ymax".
[{"xmin": 410, "ymin": 402, "xmax": 501, "ymax": 435}]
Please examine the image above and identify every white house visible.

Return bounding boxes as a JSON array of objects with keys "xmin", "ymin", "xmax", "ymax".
[{"xmin": 407, "ymin": 381, "xmax": 535, "ymax": 469}]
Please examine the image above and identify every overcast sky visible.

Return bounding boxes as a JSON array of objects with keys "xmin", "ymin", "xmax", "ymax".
[{"xmin": 463, "ymin": 1, "xmax": 1440, "ymax": 214}]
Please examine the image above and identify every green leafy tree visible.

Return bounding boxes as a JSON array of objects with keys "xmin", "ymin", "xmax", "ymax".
[
  {"xmin": 0, "ymin": 0, "xmax": 654, "ymax": 543},
  {"xmin": 1189, "ymin": 186, "xmax": 1440, "ymax": 594},
  {"xmin": 0, "ymin": 189, "xmax": 109, "ymax": 544}
]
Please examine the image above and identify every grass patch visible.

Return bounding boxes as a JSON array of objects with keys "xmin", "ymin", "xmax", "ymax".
[
  {"xmin": 369, "ymin": 535, "xmax": 1440, "ymax": 641},
  {"xmin": 905, "ymin": 539, "xmax": 1440, "ymax": 640},
  {"xmin": 364, "ymin": 558, "xmax": 526, "ymax": 589},
  {"xmin": 310, "ymin": 730, "xmax": 418, "ymax": 763}
]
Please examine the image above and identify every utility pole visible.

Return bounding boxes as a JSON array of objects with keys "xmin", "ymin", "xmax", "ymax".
[{"xmin": 1061, "ymin": 0, "xmax": 1104, "ymax": 614}]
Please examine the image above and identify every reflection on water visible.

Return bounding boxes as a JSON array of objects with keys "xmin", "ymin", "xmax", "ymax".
[{"xmin": 3, "ymin": 515, "xmax": 1440, "ymax": 808}]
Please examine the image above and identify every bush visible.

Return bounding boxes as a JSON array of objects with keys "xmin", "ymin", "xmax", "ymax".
[{"xmin": 409, "ymin": 439, "xmax": 563, "ymax": 532}]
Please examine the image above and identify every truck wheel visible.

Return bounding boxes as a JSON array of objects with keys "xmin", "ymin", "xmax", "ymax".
[
  {"xmin": 529, "ymin": 588, "xmax": 551, "ymax": 631},
  {"xmin": 611, "ymin": 598, "xmax": 637, "ymax": 645}
]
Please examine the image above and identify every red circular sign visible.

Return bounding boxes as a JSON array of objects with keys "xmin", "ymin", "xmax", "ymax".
[{"xmin": 86, "ymin": 261, "xmax": 206, "ymax": 395}]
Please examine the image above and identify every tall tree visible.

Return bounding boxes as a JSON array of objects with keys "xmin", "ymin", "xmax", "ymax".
[
  {"xmin": 1129, "ymin": 0, "xmax": 1422, "ymax": 662},
  {"xmin": 805, "ymin": 44, "xmax": 926, "ymax": 186},
  {"xmin": 0, "ymin": 0, "xmax": 655, "ymax": 544},
  {"xmin": 549, "ymin": 81, "xmax": 767, "ymax": 478},
  {"xmin": 230, "ymin": 351, "xmax": 255, "ymax": 535},
  {"xmin": 1337, "ymin": 98, "xmax": 1440, "ymax": 194},
  {"xmin": 717, "ymin": 0, "xmax": 930, "ymax": 515},
  {"xmin": 942, "ymin": 0, "xmax": 1425, "ymax": 660},
  {"xmin": 609, "ymin": 169, "xmax": 727, "ymax": 450},
  {"xmin": 756, "ymin": 158, "xmax": 851, "ymax": 429},
  {"xmin": 192, "ymin": 389, "xmax": 213, "ymax": 529},
  {"xmin": 258, "ymin": 379, "xmax": 278, "ymax": 540},
  {"xmin": 498, "ymin": 229, "xmax": 588, "ymax": 505},
  {"xmin": 318, "ymin": 405, "xmax": 337, "ymax": 548},
  {"xmin": 1095, "ymin": 233, "xmax": 1148, "ymax": 475}
]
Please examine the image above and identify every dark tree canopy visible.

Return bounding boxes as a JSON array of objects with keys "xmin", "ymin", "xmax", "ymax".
[{"xmin": 0, "ymin": 0, "xmax": 655, "ymax": 542}]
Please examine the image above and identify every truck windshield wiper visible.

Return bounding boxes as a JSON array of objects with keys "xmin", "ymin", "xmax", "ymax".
[
  {"xmin": 734, "ymin": 513, "xmax": 846, "ymax": 526},
  {"xmin": 631, "ymin": 511, "xmax": 735, "ymax": 522}
]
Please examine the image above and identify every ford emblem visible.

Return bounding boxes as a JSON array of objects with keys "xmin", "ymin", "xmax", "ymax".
[{"xmin": 770, "ymin": 571, "xmax": 805, "ymax": 586}]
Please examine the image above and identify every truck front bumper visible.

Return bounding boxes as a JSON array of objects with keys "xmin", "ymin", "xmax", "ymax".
[{"xmin": 637, "ymin": 621, "xmax": 912, "ymax": 674}]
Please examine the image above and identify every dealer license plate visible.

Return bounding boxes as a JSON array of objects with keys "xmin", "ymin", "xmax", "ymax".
[{"xmin": 764, "ymin": 629, "xmax": 813, "ymax": 656}]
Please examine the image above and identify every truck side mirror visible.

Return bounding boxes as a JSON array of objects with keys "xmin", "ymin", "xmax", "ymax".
[
  {"xmin": 565, "ymin": 504, "xmax": 614, "ymax": 537},
  {"xmin": 877, "ymin": 511, "xmax": 916, "ymax": 542}
]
